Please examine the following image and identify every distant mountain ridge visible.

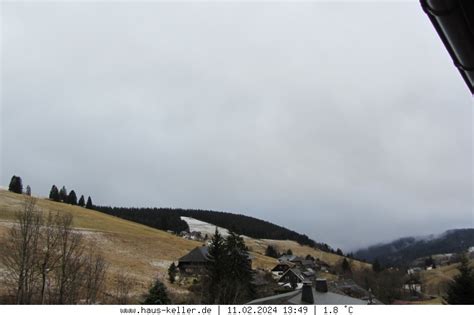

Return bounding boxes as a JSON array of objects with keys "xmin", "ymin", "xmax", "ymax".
[{"xmin": 354, "ymin": 228, "xmax": 474, "ymax": 266}]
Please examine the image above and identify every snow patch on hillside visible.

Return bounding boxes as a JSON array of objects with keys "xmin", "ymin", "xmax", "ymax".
[
  {"xmin": 150, "ymin": 260, "xmax": 174, "ymax": 269},
  {"xmin": 181, "ymin": 216, "xmax": 230, "ymax": 237}
]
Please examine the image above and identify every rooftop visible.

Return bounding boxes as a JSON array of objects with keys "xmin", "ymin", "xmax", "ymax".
[
  {"xmin": 421, "ymin": 0, "xmax": 474, "ymax": 94},
  {"xmin": 248, "ymin": 282, "xmax": 373, "ymax": 305}
]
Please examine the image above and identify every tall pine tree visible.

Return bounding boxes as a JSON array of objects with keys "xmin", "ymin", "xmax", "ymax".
[
  {"xmin": 86, "ymin": 196, "xmax": 93, "ymax": 209},
  {"xmin": 341, "ymin": 258, "xmax": 352, "ymax": 276},
  {"xmin": 265, "ymin": 245, "xmax": 280, "ymax": 258},
  {"xmin": 205, "ymin": 228, "xmax": 226, "ymax": 304},
  {"xmin": 78, "ymin": 195, "xmax": 85, "ymax": 207},
  {"xmin": 168, "ymin": 263, "xmax": 177, "ymax": 284},
  {"xmin": 447, "ymin": 254, "xmax": 474, "ymax": 304},
  {"xmin": 8, "ymin": 175, "xmax": 23, "ymax": 194},
  {"xmin": 221, "ymin": 231, "xmax": 255, "ymax": 304},
  {"xmin": 142, "ymin": 279, "xmax": 170, "ymax": 304},
  {"xmin": 372, "ymin": 259, "xmax": 382, "ymax": 273},
  {"xmin": 67, "ymin": 190, "xmax": 77, "ymax": 205},
  {"xmin": 49, "ymin": 185, "xmax": 60, "ymax": 202},
  {"xmin": 59, "ymin": 186, "xmax": 68, "ymax": 202}
]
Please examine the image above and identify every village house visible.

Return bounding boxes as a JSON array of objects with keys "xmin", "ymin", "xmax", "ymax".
[
  {"xmin": 278, "ymin": 267, "xmax": 315, "ymax": 289},
  {"xmin": 180, "ymin": 230, "xmax": 205, "ymax": 241},
  {"xmin": 277, "ymin": 254, "xmax": 327, "ymax": 271},
  {"xmin": 271, "ymin": 262, "xmax": 295, "ymax": 278},
  {"xmin": 177, "ymin": 246, "xmax": 210, "ymax": 274},
  {"xmin": 178, "ymin": 245, "xmax": 253, "ymax": 275},
  {"xmin": 402, "ymin": 278, "xmax": 422, "ymax": 296}
]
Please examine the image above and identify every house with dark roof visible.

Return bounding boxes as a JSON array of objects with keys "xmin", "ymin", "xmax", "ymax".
[
  {"xmin": 278, "ymin": 267, "xmax": 314, "ymax": 289},
  {"xmin": 300, "ymin": 259, "xmax": 316, "ymax": 268},
  {"xmin": 271, "ymin": 261, "xmax": 295, "ymax": 277},
  {"xmin": 248, "ymin": 279, "xmax": 381, "ymax": 305},
  {"xmin": 288, "ymin": 256, "xmax": 304, "ymax": 264},
  {"xmin": 178, "ymin": 245, "xmax": 254, "ymax": 275},
  {"xmin": 178, "ymin": 246, "xmax": 210, "ymax": 274}
]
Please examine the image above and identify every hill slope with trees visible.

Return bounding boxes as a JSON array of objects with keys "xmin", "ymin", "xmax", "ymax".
[
  {"xmin": 0, "ymin": 189, "xmax": 277, "ymax": 303},
  {"xmin": 93, "ymin": 206, "xmax": 334, "ymax": 252},
  {"xmin": 7, "ymin": 176, "xmax": 335, "ymax": 252},
  {"xmin": 94, "ymin": 206, "xmax": 190, "ymax": 234},
  {"xmin": 354, "ymin": 229, "xmax": 474, "ymax": 266}
]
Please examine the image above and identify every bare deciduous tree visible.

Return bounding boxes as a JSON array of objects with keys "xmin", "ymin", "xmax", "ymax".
[
  {"xmin": 1, "ymin": 197, "xmax": 109, "ymax": 304},
  {"xmin": 83, "ymin": 251, "xmax": 108, "ymax": 304},
  {"xmin": 113, "ymin": 273, "xmax": 135, "ymax": 304},
  {"xmin": 37, "ymin": 211, "xmax": 62, "ymax": 304},
  {"xmin": 1, "ymin": 197, "xmax": 42, "ymax": 304},
  {"xmin": 53, "ymin": 213, "xmax": 85, "ymax": 304}
]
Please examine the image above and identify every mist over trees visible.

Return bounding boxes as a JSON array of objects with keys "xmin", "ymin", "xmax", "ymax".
[{"xmin": 354, "ymin": 229, "xmax": 474, "ymax": 267}]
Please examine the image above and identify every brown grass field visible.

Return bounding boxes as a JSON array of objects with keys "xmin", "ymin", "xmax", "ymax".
[
  {"xmin": 0, "ymin": 189, "xmax": 354, "ymax": 301},
  {"xmin": 420, "ymin": 259, "xmax": 474, "ymax": 300},
  {"xmin": 6, "ymin": 189, "xmax": 468, "ymax": 305},
  {"xmin": 245, "ymin": 238, "xmax": 371, "ymax": 270}
]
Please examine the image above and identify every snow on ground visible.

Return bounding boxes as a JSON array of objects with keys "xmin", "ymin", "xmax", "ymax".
[
  {"xmin": 181, "ymin": 216, "xmax": 230, "ymax": 237},
  {"xmin": 150, "ymin": 260, "xmax": 174, "ymax": 269}
]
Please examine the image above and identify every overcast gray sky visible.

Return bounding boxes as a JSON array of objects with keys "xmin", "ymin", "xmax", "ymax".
[{"xmin": 1, "ymin": 1, "xmax": 472, "ymax": 251}]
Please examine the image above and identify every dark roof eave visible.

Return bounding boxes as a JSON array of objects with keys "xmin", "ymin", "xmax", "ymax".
[{"xmin": 420, "ymin": 0, "xmax": 474, "ymax": 94}]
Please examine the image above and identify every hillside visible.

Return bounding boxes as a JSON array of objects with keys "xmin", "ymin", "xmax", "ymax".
[
  {"xmin": 94, "ymin": 205, "xmax": 189, "ymax": 234},
  {"xmin": 172, "ymin": 209, "xmax": 322, "ymax": 249},
  {"xmin": 180, "ymin": 215, "xmax": 371, "ymax": 270},
  {"xmin": 245, "ymin": 238, "xmax": 371, "ymax": 271},
  {"xmin": 93, "ymin": 205, "xmax": 326, "ymax": 251},
  {"xmin": 181, "ymin": 216, "xmax": 230, "ymax": 237},
  {"xmin": 421, "ymin": 259, "xmax": 474, "ymax": 299},
  {"xmin": 0, "ymin": 189, "xmax": 361, "ymax": 302},
  {"xmin": 354, "ymin": 229, "xmax": 474, "ymax": 266},
  {"xmin": 0, "ymin": 189, "xmax": 275, "ymax": 301}
]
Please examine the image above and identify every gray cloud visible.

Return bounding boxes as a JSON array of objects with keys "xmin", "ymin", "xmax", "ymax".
[{"xmin": 1, "ymin": 1, "xmax": 472, "ymax": 251}]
